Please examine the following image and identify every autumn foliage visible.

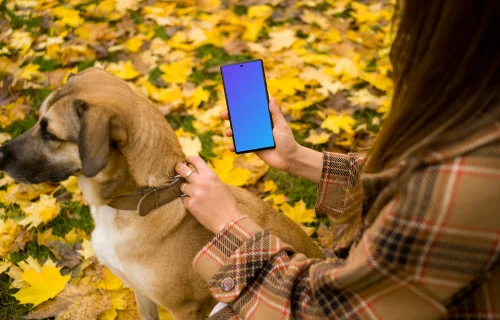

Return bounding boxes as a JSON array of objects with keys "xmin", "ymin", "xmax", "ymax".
[{"xmin": 0, "ymin": 0, "xmax": 394, "ymax": 318}]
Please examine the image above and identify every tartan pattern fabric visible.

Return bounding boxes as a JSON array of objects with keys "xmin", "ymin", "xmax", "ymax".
[
  {"xmin": 194, "ymin": 123, "xmax": 500, "ymax": 319},
  {"xmin": 315, "ymin": 152, "xmax": 365, "ymax": 218}
]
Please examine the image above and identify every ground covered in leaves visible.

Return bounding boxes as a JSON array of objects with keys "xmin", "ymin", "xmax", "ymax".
[{"xmin": 0, "ymin": 0, "xmax": 394, "ymax": 318}]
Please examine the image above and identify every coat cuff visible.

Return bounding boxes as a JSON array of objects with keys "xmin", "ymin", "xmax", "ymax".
[
  {"xmin": 193, "ymin": 216, "xmax": 261, "ymax": 287},
  {"xmin": 315, "ymin": 152, "xmax": 364, "ymax": 217},
  {"xmin": 193, "ymin": 216, "xmax": 294, "ymax": 303}
]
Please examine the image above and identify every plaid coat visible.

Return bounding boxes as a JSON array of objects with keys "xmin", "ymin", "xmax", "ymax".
[{"xmin": 194, "ymin": 123, "xmax": 500, "ymax": 319}]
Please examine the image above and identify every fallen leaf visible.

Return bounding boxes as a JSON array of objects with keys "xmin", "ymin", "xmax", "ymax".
[
  {"xmin": 269, "ymin": 29, "xmax": 297, "ymax": 52},
  {"xmin": 304, "ymin": 129, "xmax": 331, "ymax": 145},
  {"xmin": 321, "ymin": 114, "xmax": 356, "ymax": 135},
  {"xmin": 97, "ymin": 267, "xmax": 123, "ymax": 291},
  {"xmin": 0, "ymin": 218, "xmax": 19, "ymax": 257},
  {"xmin": 13, "ymin": 260, "xmax": 70, "ymax": 307},
  {"xmin": 262, "ymin": 180, "xmax": 278, "ymax": 193},
  {"xmin": 77, "ymin": 239, "xmax": 95, "ymax": 260},
  {"xmin": 280, "ymin": 200, "xmax": 316, "ymax": 224},
  {"xmin": 20, "ymin": 194, "xmax": 61, "ymax": 229},
  {"xmin": 209, "ymin": 151, "xmax": 252, "ymax": 187}
]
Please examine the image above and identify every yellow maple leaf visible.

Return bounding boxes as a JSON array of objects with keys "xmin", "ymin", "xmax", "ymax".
[
  {"xmin": 185, "ymin": 86, "xmax": 210, "ymax": 109},
  {"xmin": 160, "ymin": 59, "xmax": 192, "ymax": 84},
  {"xmin": 269, "ymin": 29, "xmax": 297, "ymax": 52},
  {"xmin": 63, "ymin": 66, "xmax": 79, "ymax": 84},
  {"xmin": 323, "ymin": 28, "xmax": 342, "ymax": 43},
  {"xmin": 263, "ymin": 180, "xmax": 278, "ymax": 193},
  {"xmin": 0, "ymin": 219, "xmax": 19, "ymax": 257},
  {"xmin": 107, "ymin": 60, "xmax": 140, "ymax": 80},
  {"xmin": 178, "ymin": 135, "xmax": 202, "ymax": 157},
  {"xmin": 209, "ymin": 151, "xmax": 251, "ymax": 187},
  {"xmin": 280, "ymin": 200, "xmax": 316, "ymax": 224},
  {"xmin": 51, "ymin": 6, "xmax": 84, "ymax": 27},
  {"xmin": 20, "ymin": 194, "xmax": 61, "ymax": 229},
  {"xmin": 19, "ymin": 63, "xmax": 41, "ymax": 81},
  {"xmin": 97, "ymin": 267, "xmax": 123, "ymax": 290},
  {"xmin": 248, "ymin": 5, "xmax": 273, "ymax": 19},
  {"xmin": 9, "ymin": 31, "xmax": 33, "ymax": 54},
  {"xmin": 13, "ymin": 260, "xmax": 70, "ymax": 307},
  {"xmin": 304, "ymin": 130, "xmax": 331, "ymax": 145},
  {"xmin": 125, "ymin": 36, "xmax": 144, "ymax": 52},
  {"xmin": 99, "ymin": 288, "xmax": 128, "ymax": 320},
  {"xmin": 301, "ymin": 10, "xmax": 330, "ymax": 29},
  {"xmin": 192, "ymin": 104, "xmax": 225, "ymax": 132},
  {"xmin": 0, "ymin": 132, "xmax": 11, "ymax": 145},
  {"xmin": 60, "ymin": 176, "xmax": 81, "ymax": 195},
  {"xmin": 243, "ymin": 19, "xmax": 265, "ymax": 42},
  {"xmin": 363, "ymin": 72, "xmax": 393, "ymax": 92},
  {"xmin": 321, "ymin": 115, "xmax": 356, "ymax": 135},
  {"xmin": 347, "ymin": 88, "xmax": 383, "ymax": 108},
  {"xmin": 263, "ymin": 193, "xmax": 286, "ymax": 209},
  {"xmin": 0, "ymin": 260, "xmax": 11, "ymax": 274},
  {"xmin": 0, "ymin": 97, "xmax": 28, "ymax": 129},
  {"xmin": 267, "ymin": 77, "xmax": 305, "ymax": 97}
]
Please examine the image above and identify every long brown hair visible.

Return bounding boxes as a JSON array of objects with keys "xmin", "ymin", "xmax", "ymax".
[
  {"xmin": 336, "ymin": 1, "xmax": 500, "ymax": 247},
  {"xmin": 366, "ymin": 0, "xmax": 500, "ymax": 173}
]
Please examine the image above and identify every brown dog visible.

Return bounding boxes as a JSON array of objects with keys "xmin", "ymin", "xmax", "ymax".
[{"xmin": 0, "ymin": 68, "xmax": 324, "ymax": 319}]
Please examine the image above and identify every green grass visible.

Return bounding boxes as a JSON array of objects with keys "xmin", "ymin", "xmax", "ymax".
[
  {"xmin": 44, "ymin": 202, "xmax": 94, "ymax": 238},
  {"xmin": 3, "ymin": 116, "xmax": 37, "ymax": 138},
  {"xmin": 0, "ymin": 273, "xmax": 32, "ymax": 320},
  {"xmin": 1, "ymin": 201, "xmax": 94, "ymax": 319},
  {"xmin": 9, "ymin": 238, "xmax": 54, "ymax": 265},
  {"xmin": 164, "ymin": 114, "xmax": 196, "ymax": 133},
  {"xmin": 266, "ymin": 168, "xmax": 318, "ymax": 208}
]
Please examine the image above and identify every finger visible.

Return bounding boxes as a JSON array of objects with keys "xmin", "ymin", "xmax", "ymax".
[
  {"xmin": 175, "ymin": 162, "xmax": 199, "ymax": 182},
  {"xmin": 229, "ymin": 145, "xmax": 235, "ymax": 152},
  {"xmin": 185, "ymin": 156, "xmax": 211, "ymax": 175},
  {"xmin": 225, "ymin": 128, "xmax": 232, "ymax": 137},
  {"xmin": 180, "ymin": 182, "xmax": 192, "ymax": 195},
  {"xmin": 268, "ymin": 97, "xmax": 287, "ymax": 127},
  {"xmin": 220, "ymin": 110, "xmax": 229, "ymax": 120}
]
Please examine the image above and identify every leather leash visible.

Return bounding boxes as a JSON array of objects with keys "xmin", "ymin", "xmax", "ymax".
[{"xmin": 107, "ymin": 174, "xmax": 186, "ymax": 216}]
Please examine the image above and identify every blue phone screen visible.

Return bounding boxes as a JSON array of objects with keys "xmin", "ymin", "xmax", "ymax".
[{"xmin": 221, "ymin": 60, "xmax": 275, "ymax": 153}]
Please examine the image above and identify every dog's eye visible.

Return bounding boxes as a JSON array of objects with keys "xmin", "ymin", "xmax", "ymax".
[
  {"xmin": 42, "ymin": 131, "xmax": 63, "ymax": 142},
  {"xmin": 40, "ymin": 119, "xmax": 63, "ymax": 142}
]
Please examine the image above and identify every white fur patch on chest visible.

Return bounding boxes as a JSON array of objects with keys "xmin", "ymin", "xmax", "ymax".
[{"xmin": 91, "ymin": 206, "xmax": 127, "ymax": 280}]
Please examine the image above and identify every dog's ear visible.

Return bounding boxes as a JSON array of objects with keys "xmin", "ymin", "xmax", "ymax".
[{"xmin": 74, "ymin": 99, "xmax": 112, "ymax": 177}]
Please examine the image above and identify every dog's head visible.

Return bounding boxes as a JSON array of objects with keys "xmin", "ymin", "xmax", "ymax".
[{"xmin": 0, "ymin": 68, "xmax": 184, "ymax": 189}]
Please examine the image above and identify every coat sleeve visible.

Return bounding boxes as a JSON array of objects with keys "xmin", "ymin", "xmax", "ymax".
[
  {"xmin": 314, "ymin": 152, "xmax": 365, "ymax": 218},
  {"xmin": 193, "ymin": 153, "xmax": 500, "ymax": 319}
]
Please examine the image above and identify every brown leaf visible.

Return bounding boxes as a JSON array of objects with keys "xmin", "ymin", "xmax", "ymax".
[
  {"xmin": 323, "ymin": 91, "xmax": 351, "ymax": 112},
  {"xmin": 47, "ymin": 69, "xmax": 68, "ymax": 89},
  {"xmin": 11, "ymin": 229, "xmax": 33, "ymax": 252},
  {"xmin": 24, "ymin": 284, "xmax": 110, "ymax": 320},
  {"xmin": 331, "ymin": 43, "xmax": 356, "ymax": 59},
  {"xmin": 45, "ymin": 240, "xmax": 82, "ymax": 270},
  {"xmin": 223, "ymin": 40, "xmax": 247, "ymax": 55}
]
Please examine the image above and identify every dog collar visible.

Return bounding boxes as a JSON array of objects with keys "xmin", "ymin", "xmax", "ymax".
[{"xmin": 107, "ymin": 175, "xmax": 186, "ymax": 216}]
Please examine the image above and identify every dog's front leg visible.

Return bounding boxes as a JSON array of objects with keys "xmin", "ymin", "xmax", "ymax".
[{"xmin": 134, "ymin": 290, "xmax": 159, "ymax": 320}]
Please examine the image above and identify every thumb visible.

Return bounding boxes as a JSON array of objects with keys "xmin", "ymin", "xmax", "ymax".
[{"xmin": 268, "ymin": 97, "xmax": 287, "ymax": 127}]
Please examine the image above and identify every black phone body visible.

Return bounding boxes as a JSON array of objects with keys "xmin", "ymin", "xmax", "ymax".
[{"xmin": 220, "ymin": 59, "xmax": 276, "ymax": 154}]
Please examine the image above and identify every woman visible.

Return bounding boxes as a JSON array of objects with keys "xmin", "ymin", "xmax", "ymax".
[{"xmin": 175, "ymin": 1, "xmax": 500, "ymax": 318}]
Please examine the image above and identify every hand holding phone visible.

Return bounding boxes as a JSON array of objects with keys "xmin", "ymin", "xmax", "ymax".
[
  {"xmin": 221, "ymin": 96, "xmax": 299, "ymax": 173},
  {"xmin": 220, "ymin": 59, "xmax": 276, "ymax": 154}
]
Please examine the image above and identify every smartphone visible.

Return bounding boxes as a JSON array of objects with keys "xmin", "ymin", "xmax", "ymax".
[{"xmin": 220, "ymin": 59, "xmax": 275, "ymax": 154}]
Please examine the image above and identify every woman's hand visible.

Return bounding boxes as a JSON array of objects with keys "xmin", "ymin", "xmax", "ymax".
[
  {"xmin": 175, "ymin": 156, "xmax": 244, "ymax": 234},
  {"xmin": 221, "ymin": 97, "xmax": 299, "ymax": 172}
]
